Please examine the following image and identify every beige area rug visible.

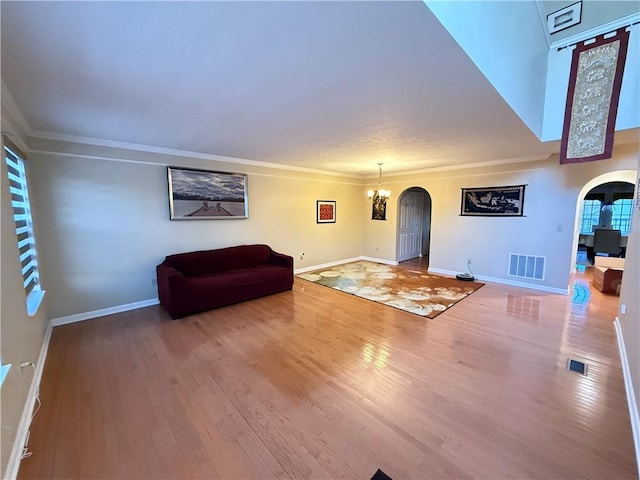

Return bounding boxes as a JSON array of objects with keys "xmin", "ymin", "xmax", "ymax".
[{"xmin": 297, "ymin": 260, "xmax": 484, "ymax": 319}]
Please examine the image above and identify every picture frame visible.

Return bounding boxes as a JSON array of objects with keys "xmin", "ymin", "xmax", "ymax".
[
  {"xmin": 371, "ymin": 197, "xmax": 387, "ymax": 221},
  {"xmin": 547, "ymin": 1, "xmax": 582, "ymax": 34},
  {"xmin": 316, "ymin": 200, "xmax": 336, "ymax": 223},
  {"xmin": 460, "ymin": 185, "xmax": 526, "ymax": 217},
  {"xmin": 167, "ymin": 166, "xmax": 248, "ymax": 220}
]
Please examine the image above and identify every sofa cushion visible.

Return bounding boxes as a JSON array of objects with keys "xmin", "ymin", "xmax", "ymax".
[
  {"xmin": 165, "ymin": 244, "xmax": 273, "ymax": 276},
  {"xmin": 188, "ymin": 269, "xmax": 263, "ymax": 290}
]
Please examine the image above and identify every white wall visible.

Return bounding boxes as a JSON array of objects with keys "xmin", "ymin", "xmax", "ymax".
[
  {"xmin": 542, "ymin": 23, "xmax": 640, "ymax": 140},
  {"xmin": 1, "ymin": 140, "xmax": 49, "ymax": 477},
  {"xmin": 617, "ymin": 161, "xmax": 640, "ymax": 430},
  {"xmin": 27, "ymin": 140, "xmax": 366, "ymax": 319},
  {"xmin": 425, "ymin": 0, "xmax": 549, "ymax": 138},
  {"xmin": 362, "ymin": 143, "xmax": 639, "ymax": 292}
]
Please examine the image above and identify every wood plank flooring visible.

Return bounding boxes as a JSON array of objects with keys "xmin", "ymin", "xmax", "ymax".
[{"xmin": 18, "ymin": 263, "xmax": 637, "ymax": 479}]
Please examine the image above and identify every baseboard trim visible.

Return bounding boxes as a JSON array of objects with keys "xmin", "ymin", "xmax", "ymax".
[
  {"xmin": 50, "ymin": 298, "xmax": 160, "ymax": 327},
  {"xmin": 427, "ymin": 268, "xmax": 570, "ymax": 295},
  {"xmin": 614, "ymin": 317, "xmax": 640, "ymax": 473},
  {"xmin": 295, "ymin": 256, "xmax": 398, "ymax": 275},
  {"xmin": 295, "ymin": 257, "xmax": 362, "ymax": 274},
  {"xmin": 4, "ymin": 321, "xmax": 53, "ymax": 480},
  {"xmin": 359, "ymin": 256, "xmax": 399, "ymax": 266}
]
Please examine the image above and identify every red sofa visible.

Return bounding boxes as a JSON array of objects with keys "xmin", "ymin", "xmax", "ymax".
[{"xmin": 157, "ymin": 244, "xmax": 294, "ymax": 319}]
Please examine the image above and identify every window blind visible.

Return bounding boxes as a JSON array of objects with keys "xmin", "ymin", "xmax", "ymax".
[{"xmin": 5, "ymin": 144, "xmax": 40, "ymax": 295}]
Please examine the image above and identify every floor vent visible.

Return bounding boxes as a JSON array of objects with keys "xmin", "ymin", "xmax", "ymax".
[
  {"xmin": 508, "ymin": 254, "xmax": 545, "ymax": 280},
  {"xmin": 567, "ymin": 358, "xmax": 588, "ymax": 376}
]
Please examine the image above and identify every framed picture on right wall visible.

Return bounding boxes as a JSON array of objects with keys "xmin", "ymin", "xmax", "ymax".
[{"xmin": 460, "ymin": 185, "xmax": 526, "ymax": 217}]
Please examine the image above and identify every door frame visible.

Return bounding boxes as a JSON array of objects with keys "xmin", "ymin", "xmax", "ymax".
[{"xmin": 396, "ymin": 187, "xmax": 432, "ymax": 263}]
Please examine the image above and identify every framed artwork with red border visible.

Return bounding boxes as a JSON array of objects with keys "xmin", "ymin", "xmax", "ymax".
[{"xmin": 316, "ymin": 200, "xmax": 336, "ymax": 223}]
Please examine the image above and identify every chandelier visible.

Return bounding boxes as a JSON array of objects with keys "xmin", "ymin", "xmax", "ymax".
[{"xmin": 367, "ymin": 163, "xmax": 391, "ymax": 203}]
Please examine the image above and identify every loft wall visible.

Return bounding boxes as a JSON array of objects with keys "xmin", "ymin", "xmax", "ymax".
[
  {"xmin": 426, "ymin": 1, "xmax": 640, "ymax": 143},
  {"xmin": 26, "ymin": 139, "xmax": 366, "ymax": 320},
  {"xmin": 425, "ymin": 0, "xmax": 549, "ymax": 138}
]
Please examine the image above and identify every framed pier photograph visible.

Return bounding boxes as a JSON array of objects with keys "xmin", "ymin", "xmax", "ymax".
[{"xmin": 167, "ymin": 167, "xmax": 248, "ymax": 220}]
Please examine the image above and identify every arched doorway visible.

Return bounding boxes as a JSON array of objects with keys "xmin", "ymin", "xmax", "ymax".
[
  {"xmin": 573, "ymin": 170, "xmax": 636, "ymax": 270},
  {"xmin": 396, "ymin": 187, "xmax": 432, "ymax": 263}
]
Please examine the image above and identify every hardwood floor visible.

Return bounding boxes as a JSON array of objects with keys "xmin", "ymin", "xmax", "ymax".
[{"xmin": 18, "ymin": 264, "xmax": 637, "ymax": 479}]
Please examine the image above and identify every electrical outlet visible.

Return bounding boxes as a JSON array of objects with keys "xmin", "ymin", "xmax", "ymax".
[
  {"xmin": 621, "ymin": 304, "xmax": 627, "ymax": 314},
  {"xmin": 299, "ymin": 252, "xmax": 305, "ymax": 260},
  {"xmin": 151, "ymin": 278, "xmax": 157, "ymax": 286}
]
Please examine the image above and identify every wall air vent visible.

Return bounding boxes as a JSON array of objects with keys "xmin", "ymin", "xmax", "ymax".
[{"xmin": 508, "ymin": 254, "xmax": 545, "ymax": 281}]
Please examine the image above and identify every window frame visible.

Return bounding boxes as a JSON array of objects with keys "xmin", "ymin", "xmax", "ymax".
[
  {"xmin": 612, "ymin": 198, "xmax": 633, "ymax": 235},
  {"xmin": 579, "ymin": 199, "xmax": 602, "ymax": 234},
  {"xmin": 4, "ymin": 139, "xmax": 44, "ymax": 316}
]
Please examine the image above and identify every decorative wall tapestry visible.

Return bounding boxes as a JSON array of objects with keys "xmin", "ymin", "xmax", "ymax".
[
  {"xmin": 460, "ymin": 185, "xmax": 526, "ymax": 217},
  {"xmin": 559, "ymin": 28, "xmax": 630, "ymax": 164}
]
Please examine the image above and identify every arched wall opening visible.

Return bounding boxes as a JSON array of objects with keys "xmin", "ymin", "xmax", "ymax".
[{"xmin": 572, "ymin": 169, "xmax": 637, "ymax": 271}]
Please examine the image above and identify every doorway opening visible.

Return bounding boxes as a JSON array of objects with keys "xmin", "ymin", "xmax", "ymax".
[
  {"xmin": 396, "ymin": 187, "xmax": 432, "ymax": 269},
  {"xmin": 574, "ymin": 176, "xmax": 635, "ymax": 270}
]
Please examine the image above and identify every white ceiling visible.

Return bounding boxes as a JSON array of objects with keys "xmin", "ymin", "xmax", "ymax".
[{"xmin": 0, "ymin": 1, "xmax": 592, "ymax": 176}]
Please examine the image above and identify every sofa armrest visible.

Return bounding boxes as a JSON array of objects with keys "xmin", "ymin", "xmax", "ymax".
[
  {"xmin": 270, "ymin": 251, "xmax": 294, "ymax": 269},
  {"xmin": 157, "ymin": 263, "xmax": 187, "ymax": 312}
]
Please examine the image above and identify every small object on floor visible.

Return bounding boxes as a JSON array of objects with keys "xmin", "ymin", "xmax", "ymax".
[
  {"xmin": 371, "ymin": 469, "xmax": 393, "ymax": 480},
  {"xmin": 456, "ymin": 272, "xmax": 475, "ymax": 281},
  {"xmin": 567, "ymin": 358, "xmax": 587, "ymax": 376}
]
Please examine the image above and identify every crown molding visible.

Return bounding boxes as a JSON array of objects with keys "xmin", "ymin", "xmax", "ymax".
[
  {"xmin": 550, "ymin": 12, "xmax": 640, "ymax": 50},
  {"xmin": 0, "ymin": 79, "xmax": 560, "ymax": 181},
  {"xmin": 30, "ymin": 129, "xmax": 558, "ymax": 181},
  {"xmin": 364, "ymin": 153, "xmax": 555, "ymax": 180},
  {"xmin": 29, "ymin": 129, "xmax": 359, "ymax": 179},
  {"xmin": 1, "ymin": 80, "xmax": 32, "ymax": 152},
  {"xmin": 0, "ymin": 80, "xmax": 357, "ymax": 179}
]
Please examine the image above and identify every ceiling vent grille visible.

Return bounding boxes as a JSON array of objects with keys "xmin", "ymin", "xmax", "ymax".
[{"xmin": 509, "ymin": 254, "xmax": 545, "ymax": 281}]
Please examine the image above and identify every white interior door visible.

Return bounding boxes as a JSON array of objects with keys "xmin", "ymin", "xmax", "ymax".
[{"xmin": 398, "ymin": 191, "xmax": 423, "ymax": 262}]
